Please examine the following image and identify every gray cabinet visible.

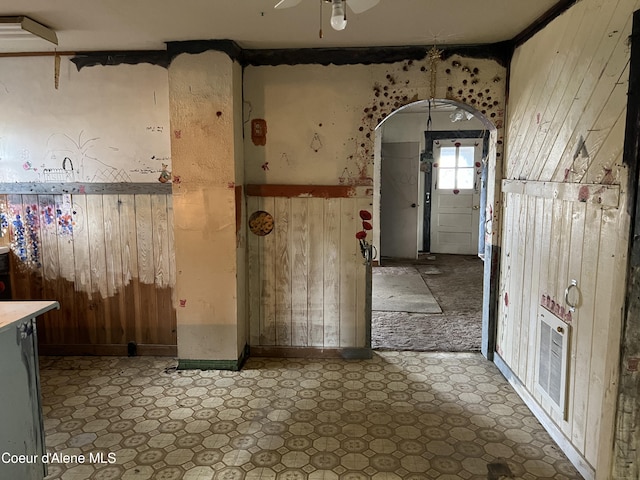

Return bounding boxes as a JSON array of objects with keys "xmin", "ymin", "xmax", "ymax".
[{"xmin": 0, "ymin": 301, "xmax": 59, "ymax": 480}]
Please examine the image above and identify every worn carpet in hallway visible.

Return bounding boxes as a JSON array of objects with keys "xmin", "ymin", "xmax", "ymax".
[
  {"xmin": 372, "ymin": 254, "xmax": 483, "ymax": 352},
  {"xmin": 372, "ymin": 267, "xmax": 442, "ymax": 314}
]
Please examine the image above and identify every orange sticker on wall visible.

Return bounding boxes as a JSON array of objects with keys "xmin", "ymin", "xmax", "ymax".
[{"xmin": 251, "ymin": 119, "xmax": 267, "ymax": 146}]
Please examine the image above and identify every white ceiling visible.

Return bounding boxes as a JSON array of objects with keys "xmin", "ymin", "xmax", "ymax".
[{"xmin": 0, "ymin": 0, "xmax": 561, "ymax": 53}]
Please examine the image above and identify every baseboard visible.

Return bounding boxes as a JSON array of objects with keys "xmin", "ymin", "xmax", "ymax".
[
  {"xmin": 493, "ymin": 353, "xmax": 595, "ymax": 480},
  {"xmin": 250, "ymin": 346, "xmax": 372, "ymax": 359},
  {"xmin": 38, "ymin": 343, "xmax": 177, "ymax": 356},
  {"xmin": 178, "ymin": 344, "xmax": 250, "ymax": 371}
]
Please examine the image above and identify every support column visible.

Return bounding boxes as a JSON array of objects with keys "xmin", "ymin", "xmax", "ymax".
[{"xmin": 168, "ymin": 50, "xmax": 246, "ymax": 369}]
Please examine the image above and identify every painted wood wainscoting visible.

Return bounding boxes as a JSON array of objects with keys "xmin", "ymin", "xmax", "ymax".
[
  {"xmin": 0, "ymin": 183, "xmax": 177, "ymax": 356},
  {"xmin": 246, "ymin": 185, "xmax": 372, "ymax": 358}
]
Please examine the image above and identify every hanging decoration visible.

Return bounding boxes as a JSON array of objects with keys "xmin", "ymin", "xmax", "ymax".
[
  {"xmin": 427, "ymin": 46, "xmax": 443, "ymax": 100},
  {"xmin": 54, "ymin": 52, "xmax": 61, "ymax": 90}
]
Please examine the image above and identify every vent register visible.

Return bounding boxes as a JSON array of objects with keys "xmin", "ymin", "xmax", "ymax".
[{"xmin": 536, "ymin": 311, "xmax": 571, "ymax": 419}]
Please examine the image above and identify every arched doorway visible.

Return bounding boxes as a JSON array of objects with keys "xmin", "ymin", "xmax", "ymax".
[{"xmin": 370, "ymin": 99, "xmax": 498, "ymax": 355}]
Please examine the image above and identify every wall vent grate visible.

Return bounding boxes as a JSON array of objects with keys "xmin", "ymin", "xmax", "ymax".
[{"xmin": 536, "ymin": 312, "xmax": 570, "ymax": 419}]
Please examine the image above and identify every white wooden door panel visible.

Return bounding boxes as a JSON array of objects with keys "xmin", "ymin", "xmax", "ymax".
[
  {"xmin": 380, "ymin": 142, "xmax": 420, "ymax": 259},
  {"xmin": 430, "ymin": 139, "xmax": 482, "ymax": 255}
]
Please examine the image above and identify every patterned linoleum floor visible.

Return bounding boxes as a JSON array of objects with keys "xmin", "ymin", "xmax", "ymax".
[{"xmin": 39, "ymin": 352, "xmax": 583, "ymax": 480}]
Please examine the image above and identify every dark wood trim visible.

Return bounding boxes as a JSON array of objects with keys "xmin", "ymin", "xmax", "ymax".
[
  {"xmin": 0, "ymin": 182, "xmax": 173, "ymax": 195},
  {"xmin": 166, "ymin": 40, "xmax": 243, "ymax": 64},
  {"xmin": 70, "ymin": 41, "xmax": 512, "ymax": 70},
  {"xmin": 614, "ymin": 8, "xmax": 640, "ymax": 479},
  {"xmin": 242, "ymin": 43, "xmax": 512, "ymax": 68},
  {"xmin": 245, "ymin": 184, "xmax": 356, "ymax": 198},
  {"xmin": 512, "ymin": 0, "xmax": 580, "ymax": 48},
  {"xmin": 38, "ymin": 343, "xmax": 177, "ymax": 356},
  {"xmin": 250, "ymin": 346, "xmax": 372, "ymax": 359},
  {"xmin": 70, "ymin": 50, "xmax": 170, "ymax": 70}
]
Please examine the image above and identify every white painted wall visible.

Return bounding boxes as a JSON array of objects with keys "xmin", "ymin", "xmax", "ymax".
[{"xmin": 0, "ymin": 57, "xmax": 170, "ymax": 183}]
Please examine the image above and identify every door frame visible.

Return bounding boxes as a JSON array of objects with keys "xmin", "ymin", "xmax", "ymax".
[
  {"xmin": 423, "ymin": 130, "xmax": 490, "ymax": 255},
  {"xmin": 372, "ymin": 99, "xmax": 500, "ymax": 360}
]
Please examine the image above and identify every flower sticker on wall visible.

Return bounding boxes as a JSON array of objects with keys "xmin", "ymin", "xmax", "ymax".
[{"xmin": 356, "ymin": 209, "xmax": 375, "ymax": 264}]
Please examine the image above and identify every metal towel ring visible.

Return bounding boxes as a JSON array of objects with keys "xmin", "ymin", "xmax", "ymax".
[{"xmin": 564, "ymin": 279, "xmax": 578, "ymax": 313}]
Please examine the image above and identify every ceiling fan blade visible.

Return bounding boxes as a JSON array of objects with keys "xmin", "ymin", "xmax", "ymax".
[
  {"xmin": 346, "ymin": 0, "xmax": 380, "ymax": 14},
  {"xmin": 274, "ymin": 0, "xmax": 303, "ymax": 9}
]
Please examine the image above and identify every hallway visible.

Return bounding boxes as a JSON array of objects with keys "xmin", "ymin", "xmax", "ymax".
[
  {"xmin": 40, "ymin": 352, "xmax": 583, "ymax": 479},
  {"xmin": 372, "ymin": 254, "xmax": 483, "ymax": 352}
]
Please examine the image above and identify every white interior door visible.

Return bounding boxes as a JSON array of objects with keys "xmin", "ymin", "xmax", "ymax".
[
  {"xmin": 380, "ymin": 142, "xmax": 420, "ymax": 259},
  {"xmin": 430, "ymin": 139, "xmax": 482, "ymax": 254}
]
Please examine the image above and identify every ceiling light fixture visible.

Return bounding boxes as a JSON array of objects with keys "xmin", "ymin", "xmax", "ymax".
[
  {"xmin": 0, "ymin": 16, "xmax": 58, "ymax": 45},
  {"xmin": 330, "ymin": 0, "xmax": 347, "ymax": 31}
]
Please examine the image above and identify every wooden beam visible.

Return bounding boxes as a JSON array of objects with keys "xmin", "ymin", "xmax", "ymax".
[
  {"xmin": 512, "ymin": 0, "xmax": 581, "ymax": 49},
  {"xmin": 0, "ymin": 182, "xmax": 172, "ymax": 195},
  {"xmin": 501, "ymin": 179, "xmax": 620, "ymax": 207}
]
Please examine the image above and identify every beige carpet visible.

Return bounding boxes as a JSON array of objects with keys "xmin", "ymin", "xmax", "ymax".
[{"xmin": 372, "ymin": 266, "xmax": 442, "ymax": 313}]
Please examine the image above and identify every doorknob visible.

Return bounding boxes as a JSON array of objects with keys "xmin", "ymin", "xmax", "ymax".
[
  {"xmin": 472, "ymin": 205, "xmax": 479, "ymax": 210},
  {"xmin": 411, "ymin": 203, "xmax": 417, "ymax": 208}
]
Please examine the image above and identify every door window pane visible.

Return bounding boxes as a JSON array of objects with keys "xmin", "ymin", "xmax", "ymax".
[
  {"xmin": 458, "ymin": 147, "xmax": 475, "ymax": 167},
  {"xmin": 458, "ymin": 168, "xmax": 475, "ymax": 189},
  {"xmin": 439, "ymin": 148, "xmax": 457, "ymax": 168},
  {"xmin": 439, "ymin": 169, "xmax": 456, "ymax": 189},
  {"xmin": 436, "ymin": 144, "xmax": 477, "ymax": 190}
]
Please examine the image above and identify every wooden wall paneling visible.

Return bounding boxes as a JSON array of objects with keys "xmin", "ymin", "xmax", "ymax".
[
  {"xmin": 166, "ymin": 195, "xmax": 176, "ymax": 308},
  {"xmin": 538, "ymin": 198, "xmax": 564, "ymax": 415},
  {"xmin": 118, "ymin": 194, "xmax": 141, "ymax": 346},
  {"xmin": 7, "ymin": 195, "xmax": 29, "ymax": 301},
  {"xmin": 508, "ymin": 192, "xmax": 525, "ymax": 375},
  {"xmin": 86, "ymin": 194, "xmax": 109, "ymax": 344},
  {"xmin": 507, "ymin": 6, "xmax": 586, "ymax": 180},
  {"xmin": 274, "ymin": 196, "xmax": 292, "ymax": 346},
  {"xmin": 290, "ymin": 198, "xmax": 309, "ymax": 346},
  {"xmin": 102, "ymin": 194, "xmax": 125, "ymax": 345},
  {"xmin": 555, "ymin": 199, "xmax": 575, "ymax": 431},
  {"xmin": 151, "ymin": 194, "xmax": 174, "ymax": 345},
  {"xmin": 529, "ymin": 0, "xmax": 624, "ymax": 181},
  {"xmin": 55, "ymin": 194, "xmax": 78, "ymax": 345},
  {"xmin": 23, "ymin": 195, "xmax": 44, "ymax": 302},
  {"xmin": 592, "ymin": 204, "xmax": 629, "ymax": 472},
  {"xmin": 355, "ymin": 197, "xmax": 371, "ymax": 347},
  {"xmin": 583, "ymin": 109, "xmax": 627, "ymax": 184},
  {"xmin": 550, "ymin": 47, "xmax": 631, "ymax": 183},
  {"xmin": 339, "ymin": 198, "xmax": 357, "ymax": 347},
  {"xmin": 323, "ymin": 198, "xmax": 341, "ymax": 348},
  {"xmin": 584, "ymin": 206, "xmax": 621, "ymax": 467},
  {"xmin": 517, "ymin": 195, "xmax": 537, "ymax": 378},
  {"xmin": 532, "ymin": 197, "xmax": 555, "ymax": 407},
  {"xmin": 524, "ymin": 197, "xmax": 545, "ymax": 387},
  {"xmin": 247, "ymin": 195, "xmax": 262, "ymax": 345},
  {"xmin": 38, "ymin": 194, "xmax": 62, "ymax": 345},
  {"xmin": 496, "ymin": 192, "xmax": 514, "ymax": 360},
  {"xmin": 307, "ymin": 197, "xmax": 325, "ymax": 347},
  {"xmin": 134, "ymin": 194, "xmax": 156, "ymax": 344},
  {"xmin": 260, "ymin": 197, "xmax": 277, "ymax": 345},
  {"xmin": 69, "ymin": 194, "xmax": 92, "ymax": 344},
  {"xmin": 569, "ymin": 203, "xmax": 602, "ymax": 452}
]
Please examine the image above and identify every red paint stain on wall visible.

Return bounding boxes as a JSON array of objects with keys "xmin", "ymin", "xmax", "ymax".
[
  {"xmin": 179, "ymin": 299, "xmax": 187, "ymax": 307},
  {"xmin": 504, "ymin": 292, "xmax": 509, "ymax": 306},
  {"xmin": 628, "ymin": 357, "xmax": 639, "ymax": 372},
  {"xmin": 174, "ymin": 130, "xmax": 182, "ymax": 139},
  {"xmin": 578, "ymin": 186, "xmax": 590, "ymax": 202}
]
